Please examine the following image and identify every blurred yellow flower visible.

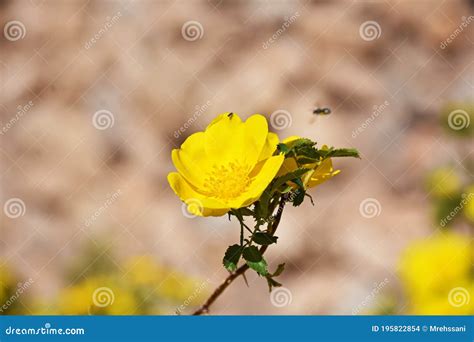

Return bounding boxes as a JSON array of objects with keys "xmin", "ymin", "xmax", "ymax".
[
  {"xmin": 54, "ymin": 256, "xmax": 209, "ymax": 315},
  {"xmin": 277, "ymin": 136, "xmax": 340, "ymax": 189},
  {"xmin": 168, "ymin": 113, "xmax": 284, "ymax": 216},
  {"xmin": 398, "ymin": 233, "xmax": 473, "ymax": 314},
  {"xmin": 0, "ymin": 264, "xmax": 13, "ymax": 307},
  {"xmin": 58, "ymin": 276, "xmax": 136, "ymax": 315},
  {"xmin": 463, "ymin": 185, "xmax": 474, "ymax": 223},
  {"xmin": 124, "ymin": 256, "xmax": 164, "ymax": 287},
  {"xmin": 426, "ymin": 168, "xmax": 461, "ymax": 198}
]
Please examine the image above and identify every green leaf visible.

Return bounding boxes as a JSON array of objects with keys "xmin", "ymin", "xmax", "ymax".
[
  {"xmin": 291, "ymin": 138, "xmax": 315, "ymax": 148},
  {"xmin": 322, "ymin": 148, "xmax": 360, "ymax": 159},
  {"xmin": 292, "ymin": 189, "xmax": 306, "ymax": 207},
  {"xmin": 253, "ymin": 232, "xmax": 278, "ymax": 245},
  {"xmin": 297, "ymin": 157, "xmax": 318, "ymax": 164},
  {"xmin": 238, "ymin": 208, "xmax": 254, "ymax": 217},
  {"xmin": 277, "ymin": 143, "xmax": 290, "ymax": 154},
  {"xmin": 242, "ymin": 246, "xmax": 262, "ymax": 262},
  {"xmin": 247, "ymin": 258, "xmax": 268, "ymax": 276},
  {"xmin": 255, "ymin": 190, "xmax": 271, "ymax": 219},
  {"xmin": 272, "ymin": 168, "xmax": 310, "ymax": 191},
  {"xmin": 223, "ymin": 244, "xmax": 242, "ymax": 272}
]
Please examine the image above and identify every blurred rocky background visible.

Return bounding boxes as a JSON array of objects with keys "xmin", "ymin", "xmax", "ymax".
[{"xmin": 0, "ymin": 0, "xmax": 473, "ymax": 315}]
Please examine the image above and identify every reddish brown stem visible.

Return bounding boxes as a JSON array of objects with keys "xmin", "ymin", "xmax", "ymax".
[{"xmin": 192, "ymin": 198, "xmax": 286, "ymax": 315}]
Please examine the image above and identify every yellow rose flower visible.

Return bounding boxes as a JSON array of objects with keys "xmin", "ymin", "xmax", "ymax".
[
  {"xmin": 168, "ymin": 113, "xmax": 284, "ymax": 217},
  {"xmin": 277, "ymin": 136, "xmax": 340, "ymax": 189}
]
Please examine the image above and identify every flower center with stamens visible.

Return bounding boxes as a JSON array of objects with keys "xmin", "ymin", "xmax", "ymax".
[{"xmin": 203, "ymin": 161, "xmax": 252, "ymax": 203}]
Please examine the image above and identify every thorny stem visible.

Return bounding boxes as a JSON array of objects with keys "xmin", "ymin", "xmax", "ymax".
[{"xmin": 192, "ymin": 197, "xmax": 287, "ymax": 316}]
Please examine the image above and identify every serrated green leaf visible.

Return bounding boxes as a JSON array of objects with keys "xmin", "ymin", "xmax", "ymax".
[
  {"xmin": 247, "ymin": 258, "xmax": 268, "ymax": 276},
  {"xmin": 296, "ymin": 146, "xmax": 319, "ymax": 159},
  {"xmin": 223, "ymin": 244, "xmax": 242, "ymax": 272},
  {"xmin": 322, "ymin": 148, "xmax": 360, "ymax": 159},
  {"xmin": 291, "ymin": 138, "xmax": 315, "ymax": 148},
  {"xmin": 253, "ymin": 232, "xmax": 278, "ymax": 245},
  {"xmin": 242, "ymin": 246, "xmax": 262, "ymax": 262}
]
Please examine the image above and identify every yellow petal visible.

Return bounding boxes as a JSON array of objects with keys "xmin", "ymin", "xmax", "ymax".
[
  {"xmin": 259, "ymin": 132, "xmax": 280, "ymax": 161},
  {"xmin": 204, "ymin": 113, "xmax": 268, "ymax": 166},
  {"xmin": 167, "ymin": 172, "xmax": 230, "ymax": 216},
  {"xmin": 282, "ymin": 135, "xmax": 301, "ymax": 145},
  {"xmin": 204, "ymin": 113, "xmax": 244, "ymax": 163},
  {"xmin": 171, "ymin": 132, "xmax": 211, "ymax": 188},
  {"xmin": 306, "ymin": 158, "xmax": 340, "ymax": 188},
  {"xmin": 232, "ymin": 155, "xmax": 284, "ymax": 208},
  {"xmin": 280, "ymin": 157, "xmax": 298, "ymax": 176}
]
